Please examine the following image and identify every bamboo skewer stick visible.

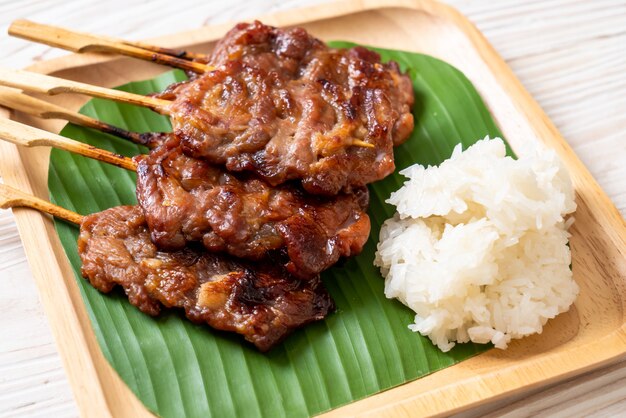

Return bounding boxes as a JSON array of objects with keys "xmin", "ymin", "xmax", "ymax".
[
  {"xmin": 0, "ymin": 67, "xmax": 170, "ymax": 112},
  {"xmin": 126, "ymin": 41, "xmax": 207, "ymax": 61},
  {"xmin": 352, "ymin": 139, "xmax": 375, "ymax": 148},
  {"xmin": 0, "ymin": 118, "xmax": 137, "ymax": 171},
  {"xmin": 9, "ymin": 20, "xmax": 212, "ymax": 73},
  {"xmin": 0, "ymin": 183, "xmax": 83, "ymax": 224},
  {"xmin": 0, "ymin": 87, "xmax": 158, "ymax": 147}
]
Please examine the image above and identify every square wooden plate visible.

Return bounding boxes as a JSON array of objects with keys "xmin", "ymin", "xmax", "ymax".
[{"xmin": 1, "ymin": 0, "xmax": 625, "ymax": 416}]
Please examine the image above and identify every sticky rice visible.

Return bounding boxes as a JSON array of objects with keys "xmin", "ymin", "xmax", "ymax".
[{"xmin": 375, "ymin": 137, "xmax": 578, "ymax": 352}]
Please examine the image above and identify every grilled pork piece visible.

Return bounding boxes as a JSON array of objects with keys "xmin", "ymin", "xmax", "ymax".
[
  {"xmin": 158, "ymin": 21, "xmax": 414, "ymax": 195},
  {"xmin": 78, "ymin": 205, "xmax": 334, "ymax": 351},
  {"xmin": 133, "ymin": 135, "xmax": 370, "ymax": 279}
]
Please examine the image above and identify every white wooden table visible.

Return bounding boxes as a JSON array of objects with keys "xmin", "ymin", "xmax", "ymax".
[{"xmin": 0, "ymin": 1, "xmax": 624, "ymax": 416}]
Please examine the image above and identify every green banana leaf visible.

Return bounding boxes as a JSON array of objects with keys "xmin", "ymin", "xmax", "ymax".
[{"xmin": 49, "ymin": 43, "xmax": 505, "ymax": 418}]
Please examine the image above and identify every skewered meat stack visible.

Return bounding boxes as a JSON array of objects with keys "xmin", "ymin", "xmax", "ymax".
[
  {"xmin": 0, "ymin": 21, "xmax": 414, "ymax": 350},
  {"xmin": 0, "ymin": 120, "xmax": 336, "ymax": 351}
]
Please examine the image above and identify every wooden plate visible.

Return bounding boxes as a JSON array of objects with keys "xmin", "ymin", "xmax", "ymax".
[{"xmin": 1, "ymin": 0, "xmax": 625, "ymax": 416}]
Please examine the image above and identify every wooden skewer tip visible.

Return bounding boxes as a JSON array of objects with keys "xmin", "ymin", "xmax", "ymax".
[
  {"xmin": 0, "ymin": 184, "xmax": 83, "ymax": 224},
  {"xmin": 352, "ymin": 139, "xmax": 375, "ymax": 148}
]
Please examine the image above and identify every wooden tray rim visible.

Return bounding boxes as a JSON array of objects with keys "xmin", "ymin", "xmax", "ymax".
[{"xmin": 1, "ymin": 0, "xmax": 625, "ymax": 417}]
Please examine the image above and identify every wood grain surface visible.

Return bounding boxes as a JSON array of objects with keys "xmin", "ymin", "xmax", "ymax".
[{"xmin": 0, "ymin": 1, "xmax": 624, "ymax": 417}]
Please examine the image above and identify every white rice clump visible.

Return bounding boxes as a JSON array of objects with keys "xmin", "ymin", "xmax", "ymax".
[{"xmin": 374, "ymin": 137, "xmax": 578, "ymax": 352}]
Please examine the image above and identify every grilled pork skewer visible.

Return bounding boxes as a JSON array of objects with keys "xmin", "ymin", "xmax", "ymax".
[
  {"xmin": 133, "ymin": 135, "xmax": 371, "ymax": 279},
  {"xmin": 0, "ymin": 64, "xmax": 379, "ymax": 159},
  {"xmin": 0, "ymin": 67, "xmax": 373, "ymax": 148},
  {"xmin": 0, "ymin": 83, "xmax": 372, "ymax": 152},
  {"xmin": 0, "ymin": 118, "xmax": 370, "ymax": 279},
  {"xmin": 9, "ymin": 20, "xmax": 211, "ymax": 73},
  {"xmin": 0, "ymin": 184, "xmax": 334, "ymax": 351},
  {"xmin": 0, "ymin": 67, "xmax": 170, "ymax": 112},
  {"xmin": 153, "ymin": 21, "xmax": 415, "ymax": 195}
]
